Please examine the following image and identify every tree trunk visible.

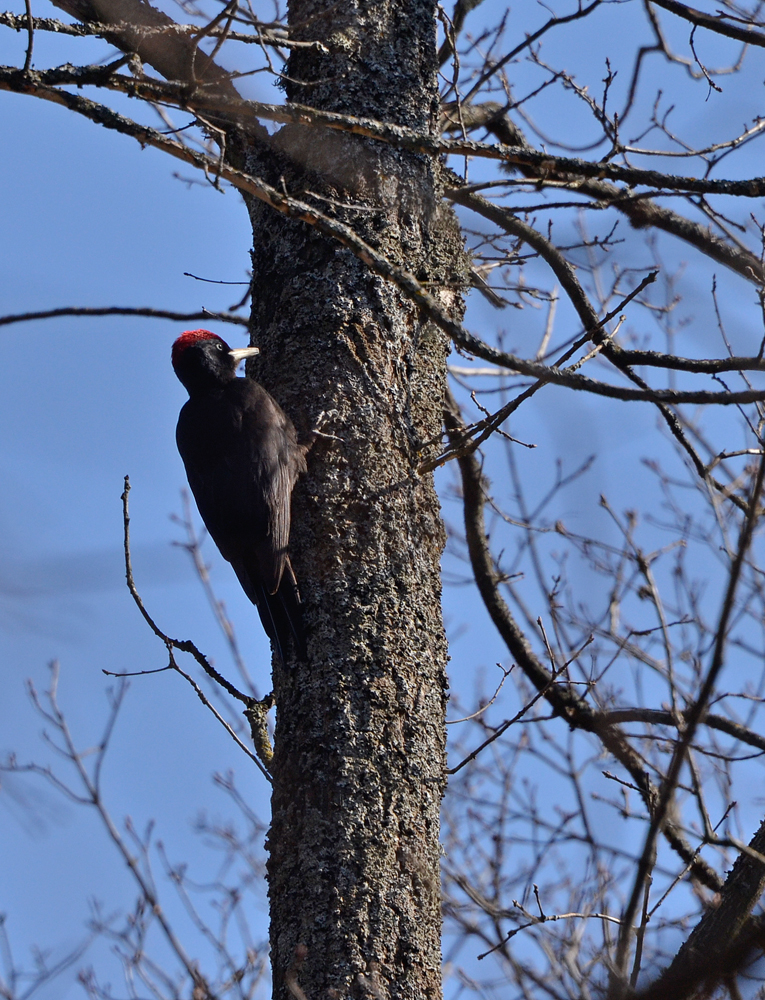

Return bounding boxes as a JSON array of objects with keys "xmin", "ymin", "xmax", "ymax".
[{"xmin": 241, "ymin": 1, "xmax": 467, "ymax": 998}]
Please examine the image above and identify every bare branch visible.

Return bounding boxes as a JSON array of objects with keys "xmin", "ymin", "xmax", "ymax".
[
  {"xmin": 650, "ymin": 0, "xmax": 765, "ymax": 47},
  {"xmin": 614, "ymin": 450, "xmax": 765, "ymax": 988},
  {"xmin": 0, "ymin": 305, "xmax": 248, "ymax": 328},
  {"xmin": 444, "ymin": 388, "xmax": 723, "ymax": 893}
]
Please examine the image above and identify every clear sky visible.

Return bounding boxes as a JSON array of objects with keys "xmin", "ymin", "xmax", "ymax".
[{"xmin": 2, "ymin": 1, "xmax": 765, "ymax": 996}]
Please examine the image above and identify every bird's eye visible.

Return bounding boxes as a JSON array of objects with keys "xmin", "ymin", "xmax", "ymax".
[{"xmin": 216, "ymin": 342, "xmax": 224, "ymax": 350}]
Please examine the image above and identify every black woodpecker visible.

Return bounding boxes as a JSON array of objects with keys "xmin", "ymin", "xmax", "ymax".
[{"xmin": 172, "ymin": 329, "xmax": 307, "ymax": 663}]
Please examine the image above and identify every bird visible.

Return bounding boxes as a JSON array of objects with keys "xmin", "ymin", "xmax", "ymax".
[{"xmin": 171, "ymin": 328, "xmax": 307, "ymax": 663}]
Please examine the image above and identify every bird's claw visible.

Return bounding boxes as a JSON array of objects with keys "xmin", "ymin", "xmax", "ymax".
[{"xmin": 311, "ymin": 409, "xmax": 344, "ymax": 443}]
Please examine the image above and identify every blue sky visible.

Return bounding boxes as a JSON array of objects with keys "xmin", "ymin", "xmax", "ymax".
[{"xmin": 3, "ymin": 1, "xmax": 765, "ymax": 996}]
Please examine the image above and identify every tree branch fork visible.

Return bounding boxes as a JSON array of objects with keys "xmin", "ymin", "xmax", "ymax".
[{"xmin": 2, "ymin": 68, "xmax": 765, "ymax": 473}]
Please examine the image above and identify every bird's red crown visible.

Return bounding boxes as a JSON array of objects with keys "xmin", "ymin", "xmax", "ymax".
[{"xmin": 171, "ymin": 329, "xmax": 224, "ymax": 367}]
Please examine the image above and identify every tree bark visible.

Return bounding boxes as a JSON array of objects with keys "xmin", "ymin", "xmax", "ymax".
[{"xmin": 241, "ymin": 2, "xmax": 468, "ymax": 998}]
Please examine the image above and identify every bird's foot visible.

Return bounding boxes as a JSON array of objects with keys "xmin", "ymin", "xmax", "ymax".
[{"xmin": 309, "ymin": 409, "xmax": 344, "ymax": 444}]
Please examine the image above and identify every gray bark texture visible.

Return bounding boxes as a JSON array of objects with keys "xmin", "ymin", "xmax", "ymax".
[{"xmin": 241, "ymin": 1, "xmax": 469, "ymax": 997}]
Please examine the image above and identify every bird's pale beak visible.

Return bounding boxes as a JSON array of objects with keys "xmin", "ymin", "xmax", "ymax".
[{"xmin": 229, "ymin": 346, "xmax": 260, "ymax": 363}]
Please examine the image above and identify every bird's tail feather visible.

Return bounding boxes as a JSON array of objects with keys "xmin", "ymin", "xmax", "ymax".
[
  {"xmin": 230, "ymin": 557, "xmax": 306, "ymax": 663},
  {"xmin": 275, "ymin": 573, "xmax": 307, "ymax": 662},
  {"xmin": 257, "ymin": 582, "xmax": 306, "ymax": 664}
]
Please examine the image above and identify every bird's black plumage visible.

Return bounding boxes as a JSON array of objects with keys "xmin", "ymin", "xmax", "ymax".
[{"xmin": 172, "ymin": 329, "xmax": 307, "ymax": 662}]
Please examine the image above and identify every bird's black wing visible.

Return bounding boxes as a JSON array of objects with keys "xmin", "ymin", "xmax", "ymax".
[
  {"xmin": 176, "ymin": 380, "xmax": 307, "ymax": 662},
  {"xmin": 176, "ymin": 390, "xmax": 271, "ymax": 568},
  {"xmin": 236, "ymin": 381, "xmax": 306, "ymax": 595}
]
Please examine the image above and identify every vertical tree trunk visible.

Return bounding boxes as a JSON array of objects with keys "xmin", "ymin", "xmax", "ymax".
[{"xmin": 241, "ymin": 2, "xmax": 466, "ymax": 997}]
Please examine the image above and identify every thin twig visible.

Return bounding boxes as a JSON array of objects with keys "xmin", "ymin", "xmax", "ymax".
[
  {"xmin": 613, "ymin": 449, "xmax": 765, "ymax": 988},
  {"xmin": 0, "ymin": 305, "xmax": 248, "ymax": 328},
  {"xmin": 22, "ymin": 0, "xmax": 33, "ymax": 71}
]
